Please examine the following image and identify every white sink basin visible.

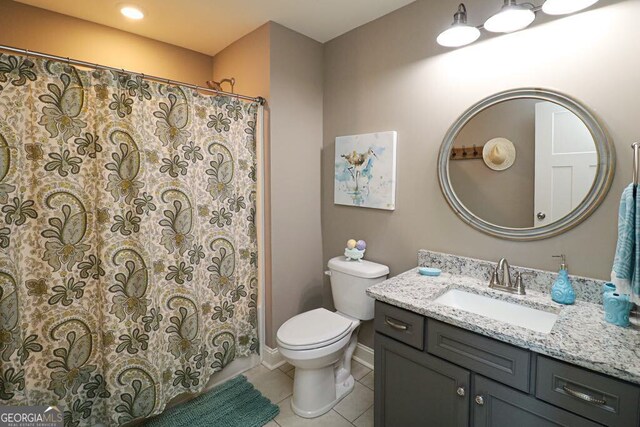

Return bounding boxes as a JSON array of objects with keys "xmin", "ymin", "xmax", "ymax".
[{"xmin": 434, "ymin": 289, "xmax": 558, "ymax": 334}]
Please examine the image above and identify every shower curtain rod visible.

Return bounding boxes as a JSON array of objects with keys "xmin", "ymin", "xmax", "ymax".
[{"xmin": 0, "ymin": 44, "xmax": 265, "ymax": 105}]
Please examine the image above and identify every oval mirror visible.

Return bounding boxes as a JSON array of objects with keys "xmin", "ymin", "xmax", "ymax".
[{"xmin": 438, "ymin": 88, "xmax": 615, "ymax": 240}]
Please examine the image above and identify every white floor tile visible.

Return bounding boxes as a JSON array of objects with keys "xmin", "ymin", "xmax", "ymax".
[
  {"xmin": 353, "ymin": 405, "xmax": 374, "ymax": 427},
  {"xmin": 274, "ymin": 397, "xmax": 353, "ymax": 427},
  {"xmin": 279, "ymin": 362, "xmax": 295, "ymax": 373},
  {"xmin": 263, "ymin": 421, "xmax": 280, "ymax": 427},
  {"xmin": 333, "ymin": 382, "xmax": 374, "ymax": 422},
  {"xmin": 249, "ymin": 367, "xmax": 293, "ymax": 404},
  {"xmin": 359, "ymin": 371, "xmax": 374, "ymax": 390},
  {"xmin": 285, "ymin": 368, "xmax": 295, "ymax": 379},
  {"xmin": 351, "ymin": 361, "xmax": 371, "ymax": 381},
  {"xmin": 244, "ymin": 364, "xmax": 271, "ymax": 382}
]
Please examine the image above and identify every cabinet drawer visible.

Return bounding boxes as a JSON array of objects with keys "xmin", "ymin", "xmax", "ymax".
[
  {"xmin": 536, "ymin": 356, "xmax": 640, "ymax": 426},
  {"xmin": 374, "ymin": 301, "xmax": 425, "ymax": 350},
  {"xmin": 474, "ymin": 375, "xmax": 601, "ymax": 427},
  {"xmin": 427, "ymin": 319, "xmax": 531, "ymax": 392}
]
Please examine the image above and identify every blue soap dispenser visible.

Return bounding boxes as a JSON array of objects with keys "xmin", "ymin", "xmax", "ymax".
[{"xmin": 551, "ymin": 254, "xmax": 575, "ymax": 305}]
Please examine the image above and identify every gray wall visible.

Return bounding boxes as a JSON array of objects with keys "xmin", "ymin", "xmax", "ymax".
[
  {"xmin": 450, "ymin": 98, "xmax": 536, "ymax": 228},
  {"xmin": 322, "ymin": 0, "xmax": 639, "ymax": 347},
  {"xmin": 269, "ymin": 23, "xmax": 324, "ymax": 347}
]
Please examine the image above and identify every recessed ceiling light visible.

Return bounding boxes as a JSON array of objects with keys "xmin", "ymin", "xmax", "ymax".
[{"xmin": 120, "ymin": 6, "xmax": 144, "ymax": 20}]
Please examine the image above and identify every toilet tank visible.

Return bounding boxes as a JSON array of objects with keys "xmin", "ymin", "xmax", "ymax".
[{"xmin": 327, "ymin": 256, "xmax": 389, "ymax": 321}]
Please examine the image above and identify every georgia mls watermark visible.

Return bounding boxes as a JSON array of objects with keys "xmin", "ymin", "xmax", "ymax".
[{"xmin": 0, "ymin": 406, "xmax": 63, "ymax": 427}]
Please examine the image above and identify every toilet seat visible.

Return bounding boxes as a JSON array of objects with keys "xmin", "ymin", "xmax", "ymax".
[{"xmin": 277, "ymin": 308, "xmax": 354, "ymax": 350}]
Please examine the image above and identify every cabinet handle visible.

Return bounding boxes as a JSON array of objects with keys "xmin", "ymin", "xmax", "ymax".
[
  {"xmin": 385, "ymin": 317, "xmax": 408, "ymax": 331},
  {"xmin": 475, "ymin": 395, "xmax": 484, "ymax": 406},
  {"xmin": 562, "ymin": 386, "xmax": 606, "ymax": 405},
  {"xmin": 456, "ymin": 387, "xmax": 465, "ymax": 397}
]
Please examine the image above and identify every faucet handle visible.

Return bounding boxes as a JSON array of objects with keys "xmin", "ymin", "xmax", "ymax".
[
  {"xmin": 513, "ymin": 271, "xmax": 531, "ymax": 295},
  {"xmin": 489, "ymin": 267, "xmax": 500, "ymax": 287}
]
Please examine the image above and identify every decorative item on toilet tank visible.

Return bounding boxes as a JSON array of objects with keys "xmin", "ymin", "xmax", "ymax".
[{"xmin": 334, "ymin": 131, "xmax": 397, "ymax": 210}]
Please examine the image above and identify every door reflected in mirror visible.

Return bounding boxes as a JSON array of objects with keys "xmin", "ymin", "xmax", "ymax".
[{"xmin": 449, "ymin": 98, "xmax": 597, "ymax": 229}]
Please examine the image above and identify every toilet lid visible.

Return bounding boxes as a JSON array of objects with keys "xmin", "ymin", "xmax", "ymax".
[{"xmin": 277, "ymin": 308, "xmax": 353, "ymax": 350}]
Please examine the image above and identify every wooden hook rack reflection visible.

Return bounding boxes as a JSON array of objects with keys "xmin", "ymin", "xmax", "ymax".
[{"xmin": 450, "ymin": 144, "xmax": 484, "ymax": 160}]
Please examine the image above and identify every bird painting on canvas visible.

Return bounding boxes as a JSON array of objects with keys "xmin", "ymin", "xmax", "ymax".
[
  {"xmin": 334, "ymin": 131, "xmax": 397, "ymax": 210},
  {"xmin": 340, "ymin": 147, "xmax": 378, "ymax": 187}
]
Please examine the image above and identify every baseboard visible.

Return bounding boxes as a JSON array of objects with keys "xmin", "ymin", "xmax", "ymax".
[
  {"xmin": 353, "ymin": 343, "xmax": 374, "ymax": 369},
  {"xmin": 262, "ymin": 345, "xmax": 286, "ymax": 370},
  {"xmin": 261, "ymin": 343, "xmax": 374, "ymax": 371}
]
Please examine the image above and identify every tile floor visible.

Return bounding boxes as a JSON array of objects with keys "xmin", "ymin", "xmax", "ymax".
[{"xmin": 245, "ymin": 360, "xmax": 375, "ymax": 427}]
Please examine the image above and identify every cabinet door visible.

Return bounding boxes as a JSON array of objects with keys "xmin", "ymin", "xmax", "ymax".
[
  {"xmin": 473, "ymin": 375, "xmax": 602, "ymax": 427},
  {"xmin": 375, "ymin": 333, "xmax": 470, "ymax": 427}
]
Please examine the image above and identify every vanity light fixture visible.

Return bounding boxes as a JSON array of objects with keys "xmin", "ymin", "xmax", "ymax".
[
  {"xmin": 120, "ymin": 6, "xmax": 144, "ymax": 20},
  {"xmin": 437, "ymin": 4, "xmax": 481, "ymax": 48},
  {"xmin": 542, "ymin": 0, "xmax": 599, "ymax": 15},
  {"xmin": 437, "ymin": 0, "xmax": 600, "ymax": 48},
  {"xmin": 484, "ymin": 0, "xmax": 536, "ymax": 33}
]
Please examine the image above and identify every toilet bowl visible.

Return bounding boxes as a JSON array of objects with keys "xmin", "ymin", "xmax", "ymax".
[{"xmin": 276, "ymin": 256, "xmax": 389, "ymax": 418}]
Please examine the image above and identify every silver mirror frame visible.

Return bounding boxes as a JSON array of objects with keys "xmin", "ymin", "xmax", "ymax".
[{"xmin": 438, "ymin": 88, "xmax": 615, "ymax": 241}]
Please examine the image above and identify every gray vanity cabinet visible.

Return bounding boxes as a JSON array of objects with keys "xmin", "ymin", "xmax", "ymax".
[
  {"xmin": 374, "ymin": 301, "xmax": 640, "ymax": 427},
  {"xmin": 375, "ymin": 333, "xmax": 470, "ymax": 427},
  {"xmin": 473, "ymin": 375, "xmax": 601, "ymax": 427}
]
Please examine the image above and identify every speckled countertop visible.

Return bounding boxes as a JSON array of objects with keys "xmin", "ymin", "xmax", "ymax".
[{"xmin": 367, "ymin": 264, "xmax": 640, "ymax": 385}]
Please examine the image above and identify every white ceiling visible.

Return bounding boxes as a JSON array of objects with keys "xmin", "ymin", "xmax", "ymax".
[{"xmin": 14, "ymin": 0, "xmax": 416, "ymax": 56}]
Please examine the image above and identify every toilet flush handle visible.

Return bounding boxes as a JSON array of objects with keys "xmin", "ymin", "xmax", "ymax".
[{"xmin": 324, "ymin": 270, "xmax": 331, "ymax": 276}]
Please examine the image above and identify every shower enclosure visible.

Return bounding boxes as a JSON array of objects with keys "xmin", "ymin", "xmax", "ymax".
[{"xmin": 0, "ymin": 49, "xmax": 265, "ymax": 426}]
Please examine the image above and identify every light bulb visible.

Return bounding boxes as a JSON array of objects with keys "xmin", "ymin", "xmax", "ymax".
[
  {"xmin": 120, "ymin": 6, "xmax": 144, "ymax": 20},
  {"xmin": 437, "ymin": 3, "xmax": 481, "ymax": 48},
  {"xmin": 437, "ymin": 26, "xmax": 481, "ymax": 47},
  {"xmin": 542, "ymin": 0, "xmax": 599, "ymax": 15},
  {"xmin": 484, "ymin": 3, "xmax": 536, "ymax": 33}
]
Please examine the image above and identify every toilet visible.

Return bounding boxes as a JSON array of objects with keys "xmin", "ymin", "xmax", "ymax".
[{"xmin": 276, "ymin": 256, "xmax": 389, "ymax": 418}]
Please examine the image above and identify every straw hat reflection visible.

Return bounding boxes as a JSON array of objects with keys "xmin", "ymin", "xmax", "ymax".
[{"xmin": 483, "ymin": 138, "xmax": 516, "ymax": 171}]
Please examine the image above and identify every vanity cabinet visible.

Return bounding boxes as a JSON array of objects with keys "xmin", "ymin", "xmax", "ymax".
[
  {"xmin": 473, "ymin": 375, "xmax": 600, "ymax": 427},
  {"xmin": 374, "ymin": 301, "xmax": 640, "ymax": 427},
  {"xmin": 375, "ymin": 333, "xmax": 470, "ymax": 426}
]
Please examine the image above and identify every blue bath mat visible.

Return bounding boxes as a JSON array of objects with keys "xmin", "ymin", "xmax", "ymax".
[{"xmin": 145, "ymin": 375, "xmax": 279, "ymax": 427}]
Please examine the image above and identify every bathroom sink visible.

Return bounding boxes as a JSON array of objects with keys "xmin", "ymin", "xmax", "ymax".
[{"xmin": 434, "ymin": 289, "xmax": 558, "ymax": 334}]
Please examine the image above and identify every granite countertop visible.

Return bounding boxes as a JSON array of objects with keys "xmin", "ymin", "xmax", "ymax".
[{"xmin": 367, "ymin": 268, "xmax": 640, "ymax": 385}]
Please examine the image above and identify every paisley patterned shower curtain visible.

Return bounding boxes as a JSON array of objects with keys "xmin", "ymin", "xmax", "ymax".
[{"xmin": 0, "ymin": 53, "xmax": 259, "ymax": 426}]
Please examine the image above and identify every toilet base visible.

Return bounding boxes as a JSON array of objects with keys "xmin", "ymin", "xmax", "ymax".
[{"xmin": 291, "ymin": 372, "xmax": 355, "ymax": 418}]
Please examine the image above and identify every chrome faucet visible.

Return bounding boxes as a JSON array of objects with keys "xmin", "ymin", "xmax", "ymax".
[{"xmin": 489, "ymin": 258, "xmax": 526, "ymax": 295}]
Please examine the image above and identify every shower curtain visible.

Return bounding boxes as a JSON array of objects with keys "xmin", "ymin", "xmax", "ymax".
[{"xmin": 0, "ymin": 53, "xmax": 259, "ymax": 426}]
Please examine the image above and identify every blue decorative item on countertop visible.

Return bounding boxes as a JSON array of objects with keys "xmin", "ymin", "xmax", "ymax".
[
  {"xmin": 418, "ymin": 267, "xmax": 441, "ymax": 277},
  {"xmin": 551, "ymin": 255, "xmax": 575, "ymax": 305},
  {"xmin": 602, "ymin": 282, "xmax": 616, "ymax": 296},
  {"xmin": 603, "ymin": 292, "xmax": 632, "ymax": 327}
]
